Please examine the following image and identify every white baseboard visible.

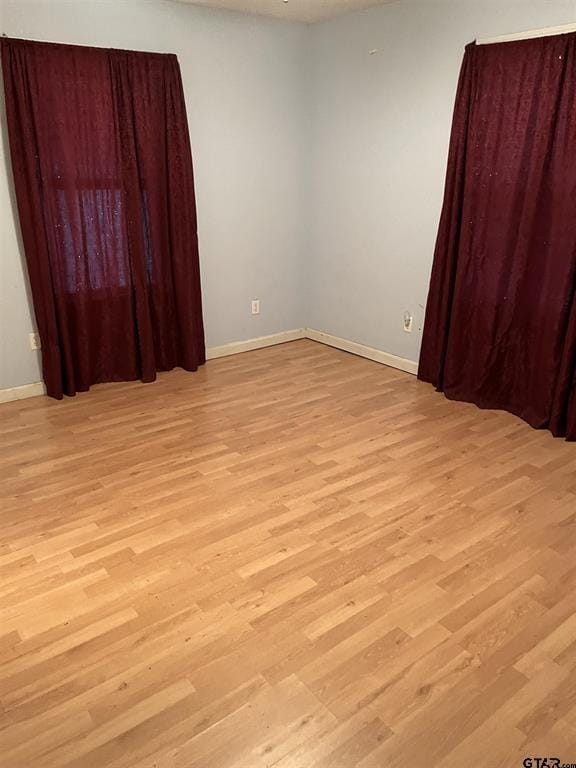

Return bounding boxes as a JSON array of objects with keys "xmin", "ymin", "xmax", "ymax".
[
  {"xmin": 0, "ymin": 381, "xmax": 47, "ymax": 404},
  {"xmin": 0, "ymin": 327, "xmax": 417, "ymax": 404},
  {"xmin": 305, "ymin": 328, "xmax": 418, "ymax": 376},
  {"xmin": 206, "ymin": 329, "xmax": 306, "ymax": 360}
]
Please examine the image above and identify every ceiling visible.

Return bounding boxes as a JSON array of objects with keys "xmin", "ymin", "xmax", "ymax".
[{"xmin": 174, "ymin": 0, "xmax": 398, "ymax": 24}]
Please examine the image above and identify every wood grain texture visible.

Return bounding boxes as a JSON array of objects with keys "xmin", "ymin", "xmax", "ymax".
[{"xmin": 1, "ymin": 339, "xmax": 575, "ymax": 768}]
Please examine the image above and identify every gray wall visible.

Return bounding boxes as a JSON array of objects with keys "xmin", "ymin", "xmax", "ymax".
[
  {"xmin": 307, "ymin": 0, "xmax": 576, "ymax": 362},
  {"xmin": 0, "ymin": 0, "xmax": 308, "ymax": 388},
  {"xmin": 1, "ymin": 0, "xmax": 575, "ymax": 389}
]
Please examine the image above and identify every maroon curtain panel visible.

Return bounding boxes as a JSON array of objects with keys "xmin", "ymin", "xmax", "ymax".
[
  {"xmin": 419, "ymin": 33, "xmax": 576, "ymax": 441},
  {"xmin": 1, "ymin": 37, "xmax": 205, "ymax": 399}
]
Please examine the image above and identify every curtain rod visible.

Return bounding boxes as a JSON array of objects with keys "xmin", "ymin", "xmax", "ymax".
[{"xmin": 477, "ymin": 21, "xmax": 576, "ymax": 45}]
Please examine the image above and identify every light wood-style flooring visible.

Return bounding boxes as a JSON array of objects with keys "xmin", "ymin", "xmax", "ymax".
[{"xmin": 1, "ymin": 339, "xmax": 576, "ymax": 768}]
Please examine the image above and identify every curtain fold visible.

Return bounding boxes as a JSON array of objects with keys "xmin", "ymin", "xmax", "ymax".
[
  {"xmin": 1, "ymin": 37, "xmax": 205, "ymax": 399},
  {"xmin": 419, "ymin": 32, "xmax": 576, "ymax": 441}
]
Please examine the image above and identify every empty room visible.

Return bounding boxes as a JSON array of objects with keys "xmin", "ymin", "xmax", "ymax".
[{"xmin": 1, "ymin": 0, "xmax": 575, "ymax": 766}]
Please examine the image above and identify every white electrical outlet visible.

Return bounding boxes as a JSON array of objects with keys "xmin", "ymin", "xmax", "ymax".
[
  {"xmin": 403, "ymin": 312, "xmax": 413, "ymax": 333},
  {"xmin": 29, "ymin": 332, "xmax": 41, "ymax": 350},
  {"xmin": 251, "ymin": 299, "xmax": 260, "ymax": 316}
]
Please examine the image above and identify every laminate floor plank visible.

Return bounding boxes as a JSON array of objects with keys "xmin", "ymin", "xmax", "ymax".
[{"xmin": 1, "ymin": 340, "xmax": 575, "ymax": 767}]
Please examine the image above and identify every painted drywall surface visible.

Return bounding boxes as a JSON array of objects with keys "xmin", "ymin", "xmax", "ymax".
[
  {"xmin": 2, "ymin": 0, "xmax": 575, "ymax": 389},
  {"xmin": 0, "ymin": 0, "xmax": 307, "ymax": 388},
  {"xmin": 307, "ymin": 0, "xmax": 576, "ymax": 363},
  {"xmin": 1, "ymin": 79, "xmax": 42, "ymax": 388}
]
